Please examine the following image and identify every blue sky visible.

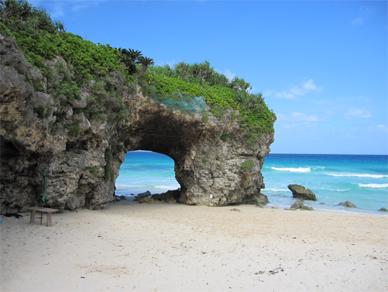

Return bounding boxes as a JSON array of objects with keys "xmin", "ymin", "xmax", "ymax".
[{"xmin": 31, "ymin": 0, "xmax": 387, "ymax": 154}]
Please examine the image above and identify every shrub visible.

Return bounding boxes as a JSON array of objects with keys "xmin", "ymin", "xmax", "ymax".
[
  {"xmin": 66, "ymin": 121, "xmax": 81, "ymax": 137},
  {"xmin": 240, "ymin": 160, "xmax": 255, "ymax": 171},
  {"xmin": 0, "ymin": 0, "xmax": 275, "ymax": 140}
]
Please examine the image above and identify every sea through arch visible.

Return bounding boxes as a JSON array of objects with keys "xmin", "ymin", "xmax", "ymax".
[{"xmin": 115, "ymin": 150, "xmax": 181, "ymax": 198}]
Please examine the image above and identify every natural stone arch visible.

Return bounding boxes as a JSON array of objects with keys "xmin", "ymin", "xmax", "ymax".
[
  {"xmin": 104, "ymin": 94, "xmax": 273, "ymax": 207},
  {"xmin": 0, "ymin": 34, "xmax": 274, "ymax": 213}
]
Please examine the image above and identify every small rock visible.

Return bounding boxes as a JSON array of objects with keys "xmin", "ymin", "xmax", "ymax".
[
  {"xmin": 288, "ymin": 184, "xmax": 317, "ymax": 201},
  {"xmin": 378, "ymin": 207, "xmax": 387, "ymax": 212},
  {"xmin": 338, "ymin": 201, "xmax": 357, "ymax": 208},
  {"xmin": 135, "ymin": 191, "xmax": 151, "ymax": 199},
  {"xmin": 91, "ymin": 204, "xmax": 105, "ymax": 210},
  {"xmin": 230, "ymin": 208, "xmax": 240, "ymax": 212},
  {"xmin": 65, "ymin": 107, "xmax": 73, "ymax": 119},
  {"xmin": 151, "ymin": 189, "xmax": 180, "ymax": 203},
  {"xmin": 71, "ymin": 91, "xmax": 88, "ymax": 109},
  {"xmin": 290, "ymin": 199, "xmax": 313, "ymax": 211},
  {"xmin": 134, "ymin": 191, "xmax": 157, "ymax": 203},
  {"xmin": 136, "ymin": 196, "xmax": 155, "ymax": 204},
  {"xmin": 243, "ymin": 193, "xmax": 269, "ymax": 206}
]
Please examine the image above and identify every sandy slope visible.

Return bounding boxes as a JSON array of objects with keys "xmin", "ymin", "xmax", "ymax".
[{"xmin": 1, "ymin": 201, "xmax": 387, "ymax": 292}]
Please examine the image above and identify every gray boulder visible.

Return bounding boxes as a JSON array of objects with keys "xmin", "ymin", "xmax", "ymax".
[
  {"xmin": 338, "ymin": 201, "xmax": 357, "ymax": 208},
  {"xmin": 134, "ymin": 191, "xmax": 153, "ymax": 203},
  {"xmin": 135, "ymin": 191, "xmax": 151, "ymax": 199},
  {"xmin": 136, "ymin": 196, "xmax": 156, "ymax": 204},
  {"xmin": 151, "ymin": 189, "xmax": 180, "ymax": 203},
  {"xmin": 290, "ymin": 199, "xmax": 313, "ymax": 211},
  {"xmin": 288, "ymin": 184, "xmax": 317, "ymax": 201},
  {"xmin": 243, "ymin": 193, "xmax": 269, "ymax": 206},
  {"xmin": 378, "ymin": 207, "xmax": 387, "ymax": 212}
]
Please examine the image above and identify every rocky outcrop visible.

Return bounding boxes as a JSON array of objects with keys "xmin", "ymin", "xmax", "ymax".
[
  {"xmin": 134, "ymin": 189, "xmax": 181, "ymax": 204},
  {"xmin": 338, "ymin": 201, "xmax": 357, "ymax": 208},
  {"xmin": 0, "ymin": 35, "xmax": 274, "ymax": 213},
  {"xmin": 378, "ymin": 207, "xmax": 387, "ymax": 212},
  {"xmin": 243, "ymin": 193, "xmax": 269, "ymax": 206},
  {"xmin": 290, "ymin": 199, "xmax": 313, "ymax": 211},
  {"xmin": 288, "ymin": 184, "xmax": 317, "ymax": 201}
]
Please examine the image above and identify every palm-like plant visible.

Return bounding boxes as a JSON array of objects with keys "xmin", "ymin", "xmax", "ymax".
[
  {"xmin": 119, "ymin": 48, "xmax": 142, "ymax": 74},
  {"xmin": 55, "ymin": 20, "xmax": 64, "ymax": 32},
  {"xmin": 137, "ymin": 56, "xmax": 154, "ymax": 72},
  {"xmin": 127, "ymin": 49, "xmax": 142, "ymax": 61}
]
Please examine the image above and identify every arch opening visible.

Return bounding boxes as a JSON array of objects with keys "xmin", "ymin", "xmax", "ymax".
[{"xmin": 115, "ymin": 150, "xmax": 181, "ymax": 199}]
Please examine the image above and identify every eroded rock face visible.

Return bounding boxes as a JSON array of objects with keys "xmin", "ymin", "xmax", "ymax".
[
  {"xmin": 288, "ymin": 184, "xmax": 317, "ymax": 201},
  {"xmin": 0, "ymin": 35, "xmax": 274, "ymax": 213}
]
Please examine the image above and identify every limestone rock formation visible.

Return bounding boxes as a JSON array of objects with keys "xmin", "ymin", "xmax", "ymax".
[
  {"xmin": 0, "ymin": 34, "xmax": 274, "ymax": 213},
  {"xmin": 288, "ymin": 184, "xmax": 317, "ymax": 201}
]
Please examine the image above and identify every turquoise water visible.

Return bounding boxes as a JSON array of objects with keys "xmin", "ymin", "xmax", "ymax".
[
  {"xmin": 263, "ymin": 154, "xmax": 388, "ymax": 213},
  {"xmin": 115, "ymin": 151, "xmax": 180, "ymax": 195},
  {"xmin": 116, "ymin": 152, "xmax": 388, "ymax": 213}
]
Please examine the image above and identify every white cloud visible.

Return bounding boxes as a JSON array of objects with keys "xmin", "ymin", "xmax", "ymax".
[
  {"xmin": 377, "ymin": 124, "xmax": 388, "ymax": 133},
  {"xmin": 265, "ymin": 79, "xmax": 320, "ymax": 100},
  {"xmin": 277, "ymin": 112, "xmax": 319, "ymax": 123},
  {"xmin": 291, "ymin": 112, "xmax": 319, "ymax": 122},
  {"xmin": 222, "ymin": 69, "xmax": 236, "ymax": 81},
  {"xmin": 31, "ymin": 0, "xmax": 107, "ymax": 18},
  {"xmin": 351, "ymin": 17, "xmax": 365, "ymax": 26},
  {"xmin": 346, "ymin": 108, "xmax": 372, "ymax": 119}
]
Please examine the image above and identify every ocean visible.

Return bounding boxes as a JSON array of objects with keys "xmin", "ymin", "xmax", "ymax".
[
  {"xmin": 115, "ymin": 151, "xmax": 180, "ymax": 196},
  {"xmin": 115, "ymin": 152, "xmax": 388, "ymax": 214}
]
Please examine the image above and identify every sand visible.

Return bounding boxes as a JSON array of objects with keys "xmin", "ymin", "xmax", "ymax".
[{"xmin": 1, "ymin": 200, "xmax": 387, "ymax": 292}]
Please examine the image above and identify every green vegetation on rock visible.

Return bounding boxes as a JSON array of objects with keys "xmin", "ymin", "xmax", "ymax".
[
  {"xmin": 240, "ymin": 160, "xmax": 255, "ymax": 171},
  {"xmin": 0, "ymin": 0, "xmax": 275, "ymax": 139}
]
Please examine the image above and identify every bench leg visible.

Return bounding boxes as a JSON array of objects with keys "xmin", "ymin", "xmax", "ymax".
[
  {"xmin": 29, "ymin": 210, "xmax": 35, "ymax": 224},
  {"xmin": 47, "ymin": 213, "xmax": 52, "ymax": 226}
]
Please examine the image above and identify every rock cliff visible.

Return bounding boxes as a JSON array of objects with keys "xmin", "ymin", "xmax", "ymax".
[{"xmin": 0, "ymin": 32, "xmax": 274, "ymax": 213}]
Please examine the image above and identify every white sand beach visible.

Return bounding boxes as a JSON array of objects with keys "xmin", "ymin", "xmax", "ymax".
[{"xmin": 1, "ymin": 201, "xmax": 387, "ymax": 292}]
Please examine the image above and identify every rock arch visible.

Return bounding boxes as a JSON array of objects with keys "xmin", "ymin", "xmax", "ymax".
[{"xmin": 0, "ymin": 35, "xmax": 273, "ymax": 213}]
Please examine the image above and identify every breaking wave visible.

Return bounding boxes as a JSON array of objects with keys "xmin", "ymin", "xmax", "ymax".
[
  {"xmin": 358, "ymin": 183, "xmax": 388, "ymax": 189},
  {"xmin": 265, "ymin": 187, "xmax": 289, "ymax": 192},
  {"xmin": 271, "ymin": 167, "xmax": 311, "ymax": 173},
  {"xmin": 326, "ymin": 172, "xmax": 388, "ymax": 179}
]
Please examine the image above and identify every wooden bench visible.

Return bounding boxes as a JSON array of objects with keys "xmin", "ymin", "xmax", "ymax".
[{"xmin": 27, "ymin": 207, "xmax": 58, "ymax": 226}]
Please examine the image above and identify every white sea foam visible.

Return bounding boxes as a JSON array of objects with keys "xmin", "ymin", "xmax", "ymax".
[
  {"xmin": 265, "ymin": 187, "xmax": 289, "ymax": 192},
  {"xmin": 271, "ymin": 167, "xmax": 311, "ymax": 173},
  {"xmin": 317, "ymin": 187, "xmax": 350, "ymax": 192},
  {"xmin": 326, "ymin": 172, "xmax": 388, "ymax": 179},
  {"xmin": 358, "ymin": 183, "xmax": 388, "ymax": 189}
]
